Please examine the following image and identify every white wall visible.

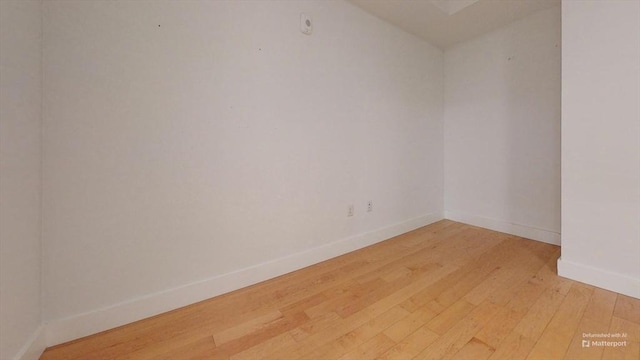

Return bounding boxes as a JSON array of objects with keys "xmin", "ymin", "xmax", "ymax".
[
  {"xmin": 559, "ymin": 0, "xmax": 640, "ymax": 298},
  {"xmin": 0, "ymin": 1, "xmax": 46, "ymax": 359},
  {"xmin": 42, "ymin": 0, "xmax": 443, "ymax": 343},
  {"xmin": 443, "ymin": 6, "xmax": 561, "ymax": 244}
]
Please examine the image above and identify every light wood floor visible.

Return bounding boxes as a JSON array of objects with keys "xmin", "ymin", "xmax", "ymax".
[{"xmin": 41, "ymin": 220, "xmax": 640, "ymax": 360}]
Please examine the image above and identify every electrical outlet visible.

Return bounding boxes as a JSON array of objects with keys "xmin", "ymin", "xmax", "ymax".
[
  {"xmin": 348, "ymin": 205, "xmax": 354, "ymax": 217},
  {"xmin": 367, "ymin": 201, "xmax": 373, "ymax": 212}
]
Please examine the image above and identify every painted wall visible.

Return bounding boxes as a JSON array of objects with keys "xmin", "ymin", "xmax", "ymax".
[
  {"xmin": 42, "ymin": 0, "xmax": 443, "ymax": 343},
  {"xmin": 559, "ymin": 0, "xmax": 640, "ymax": 298},
  {"xmin": 0, "ymin": 1, "xmax": 45, "ymax": 359},
  {"xmin": 443, "ymin": 6, "xmax": 561, "ymax": 244}
]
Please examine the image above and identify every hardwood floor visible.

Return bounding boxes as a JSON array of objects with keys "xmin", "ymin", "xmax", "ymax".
[{"xmin": 40, "ymin": 220, "xmax": 640, "ymax": 360}]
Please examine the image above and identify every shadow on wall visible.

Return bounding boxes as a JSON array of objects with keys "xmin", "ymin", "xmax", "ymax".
[{"xmin": 502, "ymin": 16, "xmax": 561, "ymax": 236}]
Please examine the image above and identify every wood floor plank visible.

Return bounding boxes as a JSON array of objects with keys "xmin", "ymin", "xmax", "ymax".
[
  {"xmin": 564, "ymin": 287, "xmax": 617, "ymax": 360},
  {"xmin": 288, "ymin": 311, "xmax": 341, "ymax": 341},
  {"xmin": 614, "ymin": 294, "xmax": 640, "ymax": 325},
  {"xmin": 268, "ymin": 263, "xmax": 457, "ymax": 359},
  {"xmin": 229, "ymin": 331, "xmax": 298, "ymax": 360},
  {"xmin": 450, "ymin": 337, "xmax": 495, "ymax": 360},
  {"xmin": 474, "ymin": 306, "xmax": 524, "ymax": 350},
  {"xmin": 602, "ymin": 340, "xmax": 640, "ymax": 360},
  {"xmin": 377, "ymin": 326, "xmax": 439, "ymax": 360},
  {"xmin": 500, "ymin": 247, "xmax": 563, "ymax": 315},
  {"xmin": 525, "ymin": 282, "xmax": 593, "ymax": 360},
  {"xmin": 426, "ymin": 299, "xmax": 476, "ymax": 335},
  {"xmin": 413, "ymin": 300, "xmax": 502, "ymax": 360},
  {"xmin": 140, "ymin": 336, "xmax": 216, "ymax": 360},
  {"xmin": 213, "ymin": 310, "xmax": 283, "ymax": 345},
  {"xmin": 382, "ymin": 305, "xmax": 438, "ymax": 342},
  {"xmin": 601, "ymin": 338, "xmax": 640, "ymax": 360},
  {"xmin": 409, "ymin": 235, "xmax": 518, "ymax": 310},
  {"xmin": 337, "ymin": 333, "xmax": 395, "ymax": 360},
  {"xmin": 40, "ymin": 221, "xmax": 639, "ymax": 360},
  {"xmin": 512, "ymin": 280, "xmax": 569, "ymax": 341},
  {"xmin": 486, "ymin": 332, "xmax": 536, "ymax": 360},
  {"xmin": 210, "ymin": 311, "xmax": 309, "ymax": 358},
  {"xmin": 479, "ymin": 240, "xmax": 559, "ymax": 307},
  {"xmin": 475, "ymin": 250, "xmax": 566, "ymax": 349},
  {"xmin": 336, "ymin": 306, "xmax": 408, "ymax": 350},
  {"xmin": 609, "ymin": 316, "xmax": 640, "ymax": 342},
  {"xmin": 304, "ymin": 305, "xmax": 408, "ymax": 359}
]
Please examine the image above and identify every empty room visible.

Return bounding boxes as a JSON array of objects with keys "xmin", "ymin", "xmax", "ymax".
[{"xmin": 1, "ymin": 0, "xmax": 639, "ymax": 359}]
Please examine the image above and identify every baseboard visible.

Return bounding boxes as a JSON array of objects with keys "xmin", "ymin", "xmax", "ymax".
[
  {"xmin": 558, "ymin": 258, "xmax": 640, "ymax": 299},
  {"xmin": 444, "ymin": 210, "xmax": 560, "ymax": 245},
  {"xmin": 14, "ymin": 325, "xmax": 46, "ymax": 360},
  {"xmin": 45, "ymin": 212, "xmax": 443, "ymax": 346}
]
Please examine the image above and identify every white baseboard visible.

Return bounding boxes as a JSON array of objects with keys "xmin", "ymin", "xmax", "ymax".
[
  {"xmin": 444, "ymin": 210, "xmax": 560, "ymax": 245},
  {"xmin": 45, "ymin": 212, "xmax": 443, "ymax": 346},
  {"xmin": 558, "ymin": 258, "xmax": 640, "ymax": 299},
  {"xmin": 14, "ymin": 325, "xmax": 46, "ymax": 360}
]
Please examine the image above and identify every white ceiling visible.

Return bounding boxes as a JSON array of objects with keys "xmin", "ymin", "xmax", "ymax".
[{"xmin": 347, "ymin": 0, "xmax": 560, "ymax": 49}]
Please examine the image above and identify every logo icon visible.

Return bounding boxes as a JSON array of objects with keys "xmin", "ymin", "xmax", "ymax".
[{"xmin": 582, "ymin": 340, "xmax": 590, "ymax": 348}]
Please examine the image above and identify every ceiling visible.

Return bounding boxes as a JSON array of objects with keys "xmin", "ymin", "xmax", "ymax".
[{"xmin": 347, "ymin": 0, "xmax": 560, "ymax": 49}]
